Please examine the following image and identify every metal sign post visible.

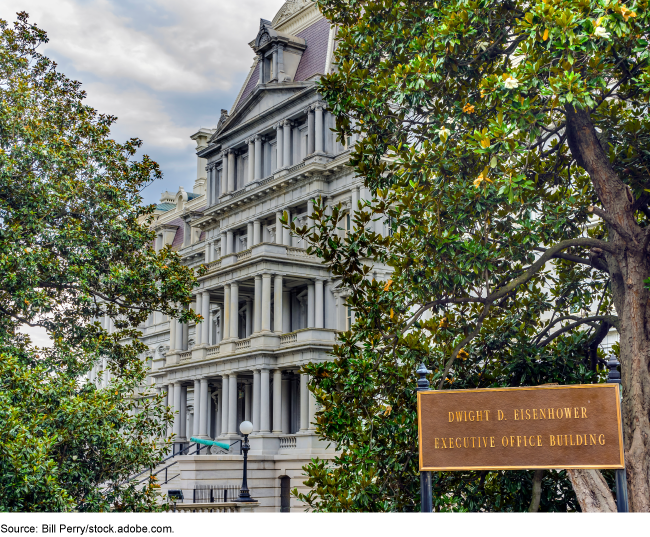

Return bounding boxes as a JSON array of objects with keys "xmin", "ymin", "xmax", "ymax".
[
  {"xmin": 606, "ymin": 355, "xmax": 629, "ymax": 513},
  {"xmin": 417, "ymin": 363, "xmax": 433, "ymax": 513}
]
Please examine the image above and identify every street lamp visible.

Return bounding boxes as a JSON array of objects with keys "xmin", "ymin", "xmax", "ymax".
[{"xmin": 237, "ymin": 420, "xmax": 255, "ymax": 503}]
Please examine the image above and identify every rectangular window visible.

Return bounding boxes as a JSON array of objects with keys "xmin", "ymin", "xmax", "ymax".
[{"xmin": 346, "ymin": 305, "xmax": 352, "ymax": 331}]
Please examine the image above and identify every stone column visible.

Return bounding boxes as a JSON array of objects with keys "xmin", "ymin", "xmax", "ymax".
[
  {"xmin": 277, "ymin": 44, "xmax": 285, "ymax": 78},
  {"xmin": 273, "ymin": 369, "xmax": 282, "ymax": 433},
  {"xmin": 283, "ymin": 208, "xmax": 291, "ymax": 246},
  {"xmin": 293, "ymin": 123, "xmax": 301, "ymax": 162},
  {"xmin": 307, "ymin": 198, "xmax": 314, "ymax": 230},
  {"xmin": 324, "ymin": 280, "xmax": 336, "ymax": 329},
  {"xmin": 230, "ymin": 281, "xmax": 239, "ymax": 340},
  {"xmin": 173, "ymin": 382, "xmax": 182, "ymax": 440},
  {"xmin": 167, "ymin": 383, "xmax": 175, "ymax": 438},
  {"xmin": 254, "ymin": 135, "xmax": 262, "ymax": 180},
  {"xmin": 228, "ymin": 374, "xmax": 237, "ymax": 434},
  {"xmin": 260, "ymin": 368, "xmax": 270, "ymax": 433},
  {"xmin": 221, "ymin": 151, "xmax": 228, "ymax": 195},
  {"xmin": 272, "ymin": 50, "xmax": 278, "ymax": 81},
  {"xmin": 247, "ymin": 222, "xmax": 254, "ymax": 248},
  {"xmin": 253, "ymin": 369, "xmax": 261, "ymax": 433},
  {"xmin": 351, "ymin": 186, "xmax": 359, "ymax": 226},
  {"xmin": 205, "ymin": 239, "xmax": 212, "ymax": 264},
  {"xmin": 274, "ymin": 274, "xmax": 283, "ymax": 334},
  {"xmin": 254, "ymin": 275, "xmax": 262, "ymax": 333},
  {"xmin": 309, "ymin": 389, "xmax": 317, "ymax": 431},
  {"xmin": 244, "ymin": 383, "xmax": 251, "ymax": 422},
  {"xmin": 220, "ymin": 231, "xmax": 226, "ymax": 256},
  {"xmin": 257, "ymin": 53, "xmax": 264, "ymax": 84},
  {"xmin": 247, "ymin": 139, "xmax": 255, "ymax": 184},
  {"xmin": 276, "ymin": 123, "xmax": 284, "ymax": 170},
  {"xmin": 194, "ymin": 295, "xmax": 202, "ymax": 345},
  {"xmin": 300, "ymin": 374, "xmax": 309, "ymax": 432},
  {"xmin": 206, "ymin": 167, "xmax": 212, "ymax": 206},
  {"xmin": 307, "ymin": 282, "xmax": 315, "ymax": 328},
  {"xmin": 315, "ymin": 279, "xmax": 324, "ymax": 329},
  {"xmin": 199, "ymin": 378, "xmax": 209, "ymax": 438},
  {"xmin": 216, "ymin": 387, "xmax": 223, "ymax": 437},
  {"xmin": 193, "ymin": 379, "xmax": 201, "ymax": 440},
  {"xmin": 169, "ymin": 311, "xmax": 177, "ymax": 352},
  {"xmin": 180, "ymin": 385, "xmax": 187, "ymax": 440},
  {"xmin": 282, "ymin": 290, "xmax": 291, "ymax": 333},
  {"xmin": 220, "ymin": 374, "xmax": 229, "ymax": 437},
  {"xmin": 283, "ymin": 120, "xmax": 292, "ymax": 166},
  {"xmin": 253, "ymin": 220, "xmax": 261, "ymax": 245},
  {"xmin": 275, "ymin": 211, "xmax": 283, "ymax": 245},
  {"xmin": 307, "ymin": 108, "xmax": 315, "ymax": 155},
  {"xmin": 227, "ymin": 150, "xmax": 235, "ymax": 193},
  {"xmin": 226, "ymin": 230, "xmax": 233, "ymax": 255},
  {"xmin": 315, "ymin": 105, "xmax": 324, "ymax": 153},
  {"xmin": 245, "ymin": 299, "xmax": 252, "ymax": 337},
  {"xmin": 201, "ymin": 291, "xmax": 210, "ymax": 346},
  {"xmin": 222, "ymin": 284, "xmax": 231, "ymax": 340},
  {"xmin": 262, "ymin": 273, "xmax": 272, "ymax": 332},
  {"xmin": 281, "ymin": 378, "xmax": 290, "ymax": 434},
  {"xmin": 181, "ymin": 309, "xmax": 188, "ymax": 351}
]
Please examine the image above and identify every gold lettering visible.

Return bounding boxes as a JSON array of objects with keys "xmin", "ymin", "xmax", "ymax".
[
  {"xmin": 464, "ymin": 437, "xmax": 468, "ymax": 448},
  {"xmin": 502, "ymin": 436, "xmax": 508, "ymax": 447},
  {"xmin": 469, "ymin": 411, "xmax": 475, "ymax": 421},
  {"xmin": 498, "ymin": 410, "xmax": 505, "ymax": 421},
  {"xmin": 472, "ymin": 437, "xmax": 475, "ymax": 448},
  {"xmin": 570, "ymin": 435, "xmax": 574, "ymax": 446},
  {"xmin": 510, "ymin": 435, "xmax": 515, "ymax": 447},
  {"xmin": 441, "ymin": 438, "xmax": 447, "ymax": 449},
  {"xmin": 529, "ymin": 436, "xmax": 536, "ymax": 447},
  {"xmin": 485, "ymin": 410, "xmax": 490, "ymax": 421},
  {"xmin": 564, "ymin": 434, "xmax": 568, "ymax": 446},
  {"xmin": 574, "ymin": 407, "xmax": 579, "ymax": 419},
  {"xmin": 589, "ymin": 434, "xmax": 596, "ymax": 445},
  {"xmin": 525, "ymin": 409, "xmax": 531, "ymax": 420},
  {"xmin": 524, "ymin": 436, "xmax": 527, "ymax": 447},
  {"xmin": 435, "ymin": 438, "xmax": 439, "ymax": 449},
  {"xmin": 514, "ymin": 409, "xmax": 519, "ymax": 420},
  {"xmin": 550, "ymin": 435, "xmax": 555, "ymax": 447},
  {"xmin": 533, "ymin": 409, "xmax": 538, "ymax": 420},
  {"xmin": 482, "ymin": 437, "xmax": 488, "ymax": 448},
  {"xmin": 517, "ymin": 436, "xmax": 522, "ymax": 447},
  {"xmin": 537, "ymin": 435, "xmax": 542, "ymax": 447},
  {"xmin": 455, "ymin": 411, "xmax": 463, "ymax": 422},
  {"xmin": 490, "ymin": 437, "xmax": 495, "ymax": 448},
  {"xmin": 582, "ymin": 407, "xmax": 587, "ymax": 419},
  {"xmin": 577, "ymin": 435, "xmax": 583, "ymax": 446},
  {"xmin": 556, "ymin": 408, "xmax": 563, "ymax": 419},
  {"xmin": 449, "ymin": 412, "xmax": 454, "ymax": 423},
  {"xmin": 456, "ymin": 438, "xmax": 462, "ymax": 448},
  {"xmin": 476, "ymin": 410, "xmax": 483, "ymax": 422},
  {"xmin": 548, "ymin": 408, "xmax": 555, "ymax": 419},
  {"xmin": 464, "ymin": 411, "xmax": 467, "ymax": 422},
  {"xmin": 540, "ymin": 408, "xmax": 546, "ymax": 420},
  {"xmin": 564, "ymin": 407, "xmax": 572, "ymax": 418},
  {"xmin": 599, "ymin": 434, "xmax": 605, "ymax": 445},
  {"xmin": 557, "ymin": 435, "xmax": 563, "ymax": 447},
  {"xmin": 449, "ymin": 437, "xmax": 454, "ymax": 448}
]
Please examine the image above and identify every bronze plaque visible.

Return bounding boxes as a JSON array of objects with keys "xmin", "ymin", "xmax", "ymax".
[{"xmin": 417, "ymin": 384, "xmax": 624, "ymax": 471}]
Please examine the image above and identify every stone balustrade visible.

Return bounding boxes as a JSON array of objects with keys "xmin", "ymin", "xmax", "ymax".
[{"xmin": 171, "ymin": 502, "xmax": 259, "ymax": 513}]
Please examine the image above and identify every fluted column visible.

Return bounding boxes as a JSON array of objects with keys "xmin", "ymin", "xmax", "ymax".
[
  {"xmin": 247, "ymin": 139, "xmax": 255, "ymax": 184},
  {"xmin": 253, "ymin": 220, "xmax": 261, "ymax": 245},
  {"xmin": 244, "ymin": 383, "xmax": 251, "ymax": 422},
  {"xmin": 276, "ymin": 123, "xmax": 284, "ymax": 170},
  {"xmin": 315, "ymin": 279, "xmax": 324, "ymax": 329},
  {"xmin": 199, "ymin": 378, "xmax": 209, "ymax": 438},
  {"xmin": 220, "ymin": 374, "xmax": 229, "ymax": 437},
  {"xmin": 193, "ymin": 379, "xmax": 201, "ymax": 440},
  {"xmin": 315, "ymin": 105, "xmax": 324, "ymax": 153},
  {"xmin": 253, "ymin": 369, "xmax": 261, "ymax": 433},
  {"xmin": 281, "ymin": 378, "xmax": 290, "ymax": 434},
  {"xmin": 230, "ymin": 281, "xmax": 239, "ymax": 340},
  {"xmin": 273, "ymin": 369, "xmax": 282, "ymax": 433},
  {"xmin": 307, "ymin": 108, "xmax": 315, "ymax": 155},
  {"xmin": 260, "ymin": 368, "xmax": 270, "ymax": 433},
  {"xmin": 254, "ymin": 275, "xmax": 262, "ymax": 333},
  {"xmin": 228, "ymin": 373, "xmax": 237, "ymax": 434},
  {"xmin": 227, "ymin": 150, "xmax": 235, "ymax": 193},
  {"xmin": 283, "ymin": 120, "xmax": 292, "ymax": 166},
  {"xmin": 201, "ymin": 291, "xmax": 210, "ymax": 346},
  {"xmin": 262, "ymin": 273, "xmax": 272, "ymax": 332},
  {"xmin": 307, "ymin": 282, "xmax": 315, "ymax": 328},
  {"xmin": 274, "ymin": 274, "xmax": 283, "ymax": 334},
  {"xmin": 300, "ymin": 374, "xmax": 309, "ymax": 432},
  {"xmin": 275, "ymin": 211, "xmax": 283, "ymax": 245},
  {"xmin": 222, "ymin": 284, "xmax": 231, "ymax": 340},
  {"xmin": 254, "ymin": 135, "xmax": 262, "ymax": 180},
  {"xmin": 221, "ymin": 152, "xmax": 228, "ymax": 196}
]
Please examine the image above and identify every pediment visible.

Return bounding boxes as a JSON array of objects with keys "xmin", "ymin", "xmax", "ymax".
[{"xmin": 213, "ymin": 83, "xmax": 312, "ymax": 140}]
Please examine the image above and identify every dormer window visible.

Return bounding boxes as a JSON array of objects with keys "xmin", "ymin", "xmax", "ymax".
[{"xmin": 253, "ymin": 18, "xmax": 306, "ymax": 85}]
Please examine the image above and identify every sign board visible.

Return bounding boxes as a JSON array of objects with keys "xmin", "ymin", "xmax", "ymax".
[{"xmin": 417, "ymin": 384, "xmax": 624, "ymax": 471}]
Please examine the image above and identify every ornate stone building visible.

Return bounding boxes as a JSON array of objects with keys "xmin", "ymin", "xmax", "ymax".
[{"xmin": 97, "ymin": 1, "xmax": 392, "ymax": 512}]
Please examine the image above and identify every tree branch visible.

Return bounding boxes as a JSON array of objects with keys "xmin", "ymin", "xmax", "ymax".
[{"xmin": 537, "ymin": 315, "xmax": 619, "ymax": 348}]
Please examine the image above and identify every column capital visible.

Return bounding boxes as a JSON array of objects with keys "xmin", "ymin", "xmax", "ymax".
[{"xmin": 254, "ymin": 134, "xmax": 263, "ymax": 142}]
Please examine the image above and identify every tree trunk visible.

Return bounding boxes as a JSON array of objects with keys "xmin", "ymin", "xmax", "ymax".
[
  {"xmin": 567, "ymin": 469, "xmax": 617, "ymax": 512},
  {"xmin": 528, "ymin": 469, "xmax": 544, "ymax": 512},
  {"xmin": 565, "ymin": 105, "xmax": 650, "ymax": 512}
]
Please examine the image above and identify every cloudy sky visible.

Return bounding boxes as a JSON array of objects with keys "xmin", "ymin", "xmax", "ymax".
[
  {"xmin": 3, "ymin": 0, "xmax": 287, "ymax": 205},
  {"xmin": 4, "ymin": 0, "xmax": 288, "ymax": 346}
]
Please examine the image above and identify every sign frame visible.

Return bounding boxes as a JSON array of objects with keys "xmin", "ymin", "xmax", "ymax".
[{"xmin": 417, "ymin": 383, "xmax": 625, "ymax": 472}]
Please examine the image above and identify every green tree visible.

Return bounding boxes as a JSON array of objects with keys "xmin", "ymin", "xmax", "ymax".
[
  {"xmin": 291, "ymin": 0, "xmax": 650, "ymax": 512},
  {"xmin": 0, "ymin": 13, "xmax": 200, "ymax": 511}
]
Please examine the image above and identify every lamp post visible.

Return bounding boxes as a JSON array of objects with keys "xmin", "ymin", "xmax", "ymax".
[
  {"xmin": 237, "ymin": 420, "xmax": 255, "ymax": 502},
  {"xmin": 606, "ymin": 354, "xmax": 629, "ymax": 513},
  {"xmin": 417, "ymin": 363, "xmax": 433, "ymax": 513}
]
